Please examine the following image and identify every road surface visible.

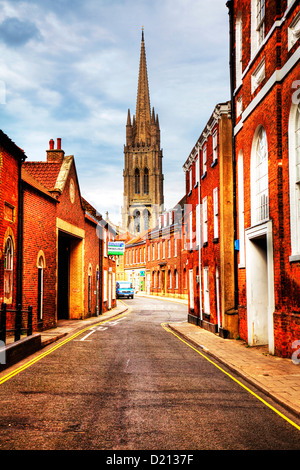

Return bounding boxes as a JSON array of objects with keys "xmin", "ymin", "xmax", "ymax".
[{"xmin": 0, "ymin": 295, "xmax": 299, "ymax": 451}]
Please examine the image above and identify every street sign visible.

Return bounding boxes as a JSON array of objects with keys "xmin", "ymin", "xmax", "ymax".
[{"xmin": 108, "ymin": 241, "xmax": 125, "ymax": 256}]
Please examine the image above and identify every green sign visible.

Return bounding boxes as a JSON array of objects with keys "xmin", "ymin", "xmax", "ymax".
[{"xmin": 108, "ymin": 241, "xmax": 125, "ymax": 256}]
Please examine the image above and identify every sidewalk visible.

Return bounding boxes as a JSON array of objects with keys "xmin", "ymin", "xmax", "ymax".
[
  {"xmin": 168, "ymin": 321, "xmax": 300, "ymax": 418},
  {"xmin": 38, "ymin": 301, "xmax": 129, "ymax": 348},
  {"xmin": 138, "ymin": 293, "xmax": 300, "ymax": 418}
]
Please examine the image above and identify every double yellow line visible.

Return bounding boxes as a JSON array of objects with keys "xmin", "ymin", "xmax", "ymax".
[
  {"xmin": 0, "ymin": 309, "xmax": 130, "ymax": 387},
  {"xmin": 162, "ymin": 323, "xmax": 300, "ymax": 432}
]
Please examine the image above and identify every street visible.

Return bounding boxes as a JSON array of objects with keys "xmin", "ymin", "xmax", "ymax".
[{"xmin": 0, "ymin": 296, "xmax": 299, "ymax": 451}]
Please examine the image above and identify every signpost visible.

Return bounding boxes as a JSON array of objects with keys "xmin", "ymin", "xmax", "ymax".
[{"xmin": 108, "ymin": 241, "xmax": 125, "ymax": 256}]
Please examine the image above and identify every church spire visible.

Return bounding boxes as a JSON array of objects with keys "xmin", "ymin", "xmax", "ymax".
[{"xmin": 135, "ymin": 27, "xmax": 151, "ymax": 144}]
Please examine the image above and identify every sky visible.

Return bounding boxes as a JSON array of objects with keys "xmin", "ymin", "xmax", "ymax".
[{"xmin": 0, "ymin": 0, "xmax": 230, "ymax": 225}]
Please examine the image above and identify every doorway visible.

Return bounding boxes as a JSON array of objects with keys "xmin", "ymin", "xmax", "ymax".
[
  {"xmin": 245, "ymin": 222, "xmax": 275, "ymax": 353},
  {"xmin": 58, "ymin": 234, "xmax": 70, "ymax": 319},
  {"xmin": 57, "ymin": 230, "xmax": 84, "ymax": 320}
]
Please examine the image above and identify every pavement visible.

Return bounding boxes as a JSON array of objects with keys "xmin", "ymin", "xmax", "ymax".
[{"xmin": 4, "ymin": 295, "xmax": 300, "ymax": 420}]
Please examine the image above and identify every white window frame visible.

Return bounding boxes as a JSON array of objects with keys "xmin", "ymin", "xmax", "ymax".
[
  {"xmin": 213, "ymin": 129, "xmax": 218, "ymax": 163},
  {"xmin": 189, "ymin": 210, "xmax": 193, "ymax": 250},
  {"xmin": 195, "ymin": 157, "xmax": 199, "ymax": 184},
  {"xmin": 203, "ymin": 145, "xmax": 207, "ymax": 175},
  {"xmin": 236, "ymin": 11, "xmax": 243, "ymax": 86},
  {"xmin": 103, "ymin": 270, "xmax": 108, "ymax": 301},
  {"xmin": 238, "ymin": 151, "xmax": 245, "ymax": 267},
  {"xmin": 213, "ymin": 187, "xmax": 219, "ymax": 239},
  {"xmin": 251, "ymin": 126, "xmax": 269, "ymax": 226},
  {"xmin": 203, "ymin": 267, "xmax": 210, "ymax": 314},
  {"xmin": 196, "ymin": 204, "xmax": 200, "ymax": 247},
  {"xmin": 202, "ymin": 197, "xmax": 208, "ymax": 244},
  {"xmin": 189, "ymin": 167, "xmax": 193, "ymax": 192},
  {"xmin": 289, "ymin": 103, "xmax": 300, "ymax": 260}
]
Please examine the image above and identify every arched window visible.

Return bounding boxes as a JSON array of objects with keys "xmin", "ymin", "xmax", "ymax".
[
  {"xmin": 134, "ymin": 210, "xmax": 140, "ymax": 233},
  {"xmin": 168, "ymin": 269, "xmax": 172, "ymax": 289},
  {"xmin": 4, "ymin": 237, "xmax": 14, "ymax": 303},
  {"xmin": 143, "ymin": 208, "xmax": 150, "ymax": 231},
  {"xmin": 289, "ymin": 103, "xmax": 300, "ymax": 258},
  {"xmin": 183, "ymin": 268, "xmax": 187, "ymax": 289},
  {"xmin": 135, "ymin": 168, "xmax": 140, "ymax": 194},
  {"xmin": 235, "ymin": 11, "xmax": 243, "ymax": 86},
  {"xmin": 37, "ymin": 256, "xmax": 44, "ymax": 321},
  {"xmin": 144, "ymin": 168, "xmax": 149, "ymax": 194},
  {"xmin": 251, "ymin": 126, "xmax": 269, "ymax": 225},
  {"xmin": 174, "ymin": 269, "xmax": 178, "ymax": 289}
]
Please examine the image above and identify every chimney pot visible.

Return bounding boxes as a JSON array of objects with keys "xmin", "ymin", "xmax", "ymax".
[
  {"xmin": 49, "ymin": 139, "xmax": 54, "ymax": 150},
  {"xmin": 57, "ymin": 138, "xmax": 61, "ymax": 150}
]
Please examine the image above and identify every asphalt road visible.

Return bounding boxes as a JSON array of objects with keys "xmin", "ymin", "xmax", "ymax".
[{"xmin": 0, "ymin": 296, "xmax": 299, "ymax": 451}]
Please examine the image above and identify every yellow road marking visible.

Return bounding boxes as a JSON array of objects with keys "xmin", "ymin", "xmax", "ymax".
[
  {"xmin": 0, "ymin": 308, "xmax": 131, "ymax": 386},
  {"xmin": 161, "ymin": 323, "xmax": 300, "ymax": 432}
]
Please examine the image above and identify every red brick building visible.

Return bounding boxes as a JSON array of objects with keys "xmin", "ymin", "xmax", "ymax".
[
  {"xmin": 147, "ymin": 202, "xmax": 187, "ymax": 300},
  {"xmin": 22, "ymin": 138, "xmax": 116, "ymax": 330},
  {"xmin": 183, "ymin": 102, "xmax": 236, "ymax": 337},
  {"xmin": 227, "ymin": 0, "xmax": 300, "ymax": 356},
  {"xmin": 0, "ymin": 131, "xmax": 26, "ymax": 311}
]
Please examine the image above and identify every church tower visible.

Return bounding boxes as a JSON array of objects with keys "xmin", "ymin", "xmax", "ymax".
[{"xmin": 122, "ymin": 29, "xmax": 164, "ymax": 234}]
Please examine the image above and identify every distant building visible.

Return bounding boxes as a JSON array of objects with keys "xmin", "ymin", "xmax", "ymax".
[
  {"xmin": 122, "ymin": 29, "xmax": 164, "ymax": 235},
  {"xmin": 22, "ymin": 138, "xmax": 116, "ymax": 331},
  {"xmin": 183, "ymin": 102, "xmax": 236, "ymax": 337}
]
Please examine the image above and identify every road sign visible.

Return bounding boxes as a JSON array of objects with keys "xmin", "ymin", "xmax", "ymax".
[{"xmin": 108, "ymin": 241, "xmax": 125, "ymax": 255}]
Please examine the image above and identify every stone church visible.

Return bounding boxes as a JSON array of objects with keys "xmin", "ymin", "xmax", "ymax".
[{"xmin": 122, "ymin": 29, "xmax": 164, "ymax": 235}]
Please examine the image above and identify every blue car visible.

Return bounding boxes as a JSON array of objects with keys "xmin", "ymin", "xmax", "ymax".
[{"xmin": 116, "ymin": 281, "xmax": 134, "ymax": 299}]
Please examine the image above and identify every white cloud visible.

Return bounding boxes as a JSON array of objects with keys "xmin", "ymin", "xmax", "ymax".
[{"xmin": 0, "ymin": 0, "xmax": 230, "ymax": 223}]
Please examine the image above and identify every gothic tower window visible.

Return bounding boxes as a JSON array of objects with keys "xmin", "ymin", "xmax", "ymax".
[
  {"xmin": 135, "ymin": 168, "xmax": 140, "ymax": 194},
  {"xmin": 134, "ymin": 210, "xmax": 141, "ymax": 233},
  {"xmin": 144, "ymin": 168, "xmax": 149, "ymax": 194},
  {"xmin": 143, "ymin": 208, "xmax": 150, "ymax": 231}
]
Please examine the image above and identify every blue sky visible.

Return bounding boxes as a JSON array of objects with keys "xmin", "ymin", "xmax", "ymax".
[{"xmin": 0, "ymin": 0, "xmax": 230, "ymax": 224}]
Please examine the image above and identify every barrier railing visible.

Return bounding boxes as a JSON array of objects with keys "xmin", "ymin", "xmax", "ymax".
[{"xmin": 0, "ymin": 303, "xmax": 33, "ymax": 345}]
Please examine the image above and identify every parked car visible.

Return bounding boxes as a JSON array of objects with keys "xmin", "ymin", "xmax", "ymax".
[{"xmin": 116, "ymin": 281, "xmax": 134, "ymax": 299}]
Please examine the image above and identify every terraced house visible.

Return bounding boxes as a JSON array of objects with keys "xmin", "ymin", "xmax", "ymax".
[{"xmin": 227, "ymin": 0, "xmax": 300, "ymax": 357}]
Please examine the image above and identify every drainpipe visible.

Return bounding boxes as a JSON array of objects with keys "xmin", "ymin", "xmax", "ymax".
[
  {"xmin": 16, "ymin": 155, "xmax": 25, "ymax": 307},
  {"xmin": 197, "ymin": 146, "xmax": 203, "ymax": 323},
  {"xmin": 99, "ymin": 221, "xmax": 103, "ymax": 315},
  {"xmin": 226, "ymin": 0, "xmax": 239, "ymax": 310}
]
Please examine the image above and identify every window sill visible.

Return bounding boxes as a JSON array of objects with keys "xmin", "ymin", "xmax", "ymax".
[
  {"xmin": 202, "ymin": 241, "xmax": 208, "ymax": 248},
  {"xmin": 211, "ymin": 159, "xmax": 218, "ymax": 168},
  {"xmin": 213, "ymin": 237, "xmax": 219, "ymax": 244},
  {"xmin": 194, "ymin": 182, "xmax": 199, "ymax": 189},
  {"xmin": 289, "ymin": 254, "xmax": 300, "ymax": 263},
  {"xmin": 201, "ymin": 172, "xmax": 207, "ymax": 180}
]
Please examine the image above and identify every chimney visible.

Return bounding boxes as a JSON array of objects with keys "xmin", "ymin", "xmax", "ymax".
[{"xmin": 46, "ymin": 138, "xmax": 65, "ymax": 163}]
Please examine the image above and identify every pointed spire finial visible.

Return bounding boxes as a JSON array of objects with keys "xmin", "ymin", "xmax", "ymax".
[{"xmin": 142, "ymin": 26, "xmax": 144, "ymax": 42}]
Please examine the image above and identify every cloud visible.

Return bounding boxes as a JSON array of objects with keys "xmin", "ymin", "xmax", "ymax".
[
  {"xmin": 0, "ymin": 17, "xmax": 41, "ymax": 46},
  {"xmin": 0, "ymin": 0, "xmax": 230, "ymax": 223}
]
